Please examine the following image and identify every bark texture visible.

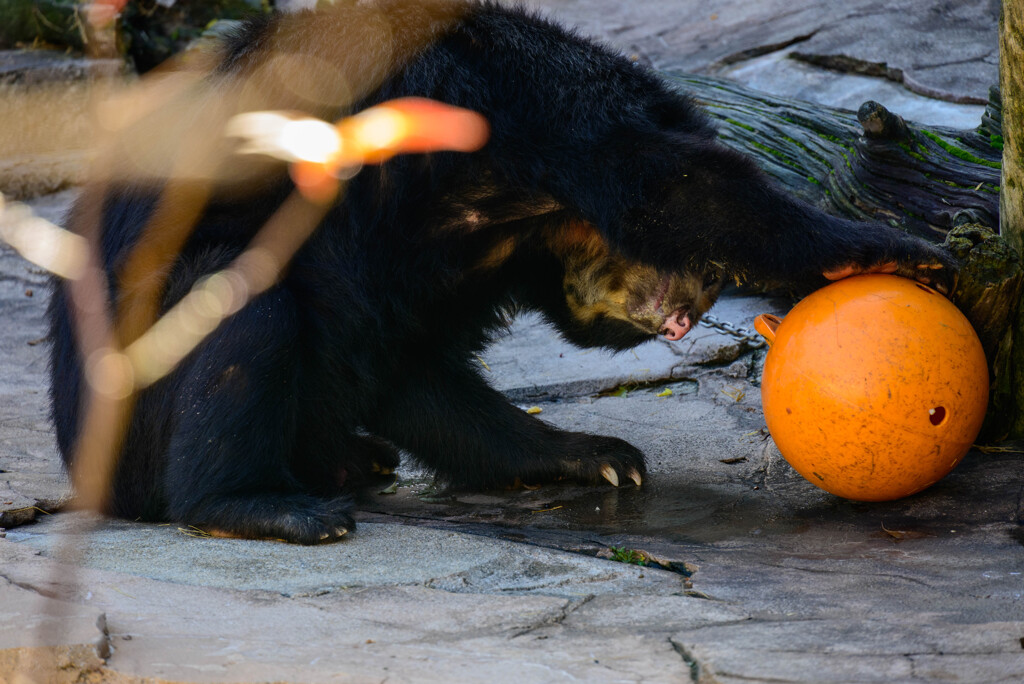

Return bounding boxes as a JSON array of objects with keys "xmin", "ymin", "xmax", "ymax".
[
  {"xmin": 666, "ymin": 72, "xmax": 1002, "ymax": 239},
  {"xmin": 1000, "ymin": 1, "xmax": 1024, "ymax": 437}
]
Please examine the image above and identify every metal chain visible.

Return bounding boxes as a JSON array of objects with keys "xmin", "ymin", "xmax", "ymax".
[{"xmin": 698, "ymin": 312, "xmax": 766, "ymax": 349}]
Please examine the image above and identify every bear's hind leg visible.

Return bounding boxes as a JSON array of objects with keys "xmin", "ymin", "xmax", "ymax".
[
  {"xmin": 296, "ymin": 430, "xmax": 401, "ymax": 491},
  {"xmin": 344, "ymin": 434, "xmax": 400, "ymax": 480},
  {"xmin": 161, "ymin": 290, "xmax": 353, "ymax": 544}
]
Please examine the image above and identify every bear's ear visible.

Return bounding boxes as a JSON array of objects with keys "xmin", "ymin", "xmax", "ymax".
[
  {"xmin": 429, "ymin": 173, "xmax": 565, "ymax": 237},
  {"xmin": 542, "ymin": 220, "xmax": 608, "ymax": 260},
  {"xmin": 647, "ymin": 91, "xmax": 715, "ymax": 137}
]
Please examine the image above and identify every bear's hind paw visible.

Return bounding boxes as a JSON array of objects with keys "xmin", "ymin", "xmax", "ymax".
[{"xmin": 183, "ymin": 494, "xmax": 356, "ymax": 545}]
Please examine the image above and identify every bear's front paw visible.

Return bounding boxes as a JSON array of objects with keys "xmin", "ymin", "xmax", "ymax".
[
  {"xmin": 823, "ymin": 241, "xmax": 958, "ymax": 295},
  {"xmin": 558, "ymin": 433, "xmax": 646, "ymax": 487}
]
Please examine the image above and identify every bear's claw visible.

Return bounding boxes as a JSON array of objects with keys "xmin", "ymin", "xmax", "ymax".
[
  {"xmin": 627, "ymin": 468, "xmax": 643, "ymax": 487},
  {"xmin": 600, "ymin": 464, "xmax": 619, "ymax": 487}
]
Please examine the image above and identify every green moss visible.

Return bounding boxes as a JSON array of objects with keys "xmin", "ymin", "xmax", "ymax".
[
  {"xmin": 929, "ymin": 175, "xmax": 1000, "ymax": 194},
  {"xmin": 898, "ymin": 141, "xmax": 927, "ymax": 162},
  {"xmin": 920, "ymin": 130, "xmax": 1001, "ymax": 168},
  {"xmin": 782, "ymin": 135, "xmax": 814, "ymax": 155},
  {"xmin": 750, "ymin": 140, "xmax": 800, "ymax": 168},
  {"xmin": 725, "ymin": 118, "xmax": 756, "ymax": 132},
  {"xmin": 815, "ymin": 132, "xmax": 852, "ymax": 150},
  {"xmin": 806, "ymin": 176, "xmax": 820, "ymax": 185},
  {"xmin": 990, "ymin": 134, "xmax": 1004, "ymax": 150}
]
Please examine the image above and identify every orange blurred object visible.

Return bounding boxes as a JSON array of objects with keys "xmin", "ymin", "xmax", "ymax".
[
  {"xmin": 754, "ymin": 274, "xmax": 988, "ymax": 501},
  {"xmin": 335, "ymin": 97, "xmax": 490, "ymax": 166},
  {"xmin": 290, "ymin": 161, "xmax": 341, "ymax": 205}
]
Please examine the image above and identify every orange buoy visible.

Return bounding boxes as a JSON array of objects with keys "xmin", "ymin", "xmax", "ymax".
[{"xmin": 754, "ymin": 274, "xmax": 988, "ymax": 501}]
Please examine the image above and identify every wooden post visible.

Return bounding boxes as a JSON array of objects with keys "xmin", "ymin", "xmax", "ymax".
[
  {"xmin": 1001, "ymin": 1, "xmax": 1024, "ymax": 437},
  {"xmin": 1003, "ymin": 2, "xmax": 1024, "ymax": 255}
]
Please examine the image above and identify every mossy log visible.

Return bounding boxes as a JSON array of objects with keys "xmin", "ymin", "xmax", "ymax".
[
  {"xmin": 665, "ymin": 72, "xmax": 1003, "ymax": 239},
  {"xmin": 945, "ymin": 226, "xmax": 1023, "ymax": 440},
  {"xmin": 664, "ymin": 73, "xmax": 1020, "ymax": 439}
]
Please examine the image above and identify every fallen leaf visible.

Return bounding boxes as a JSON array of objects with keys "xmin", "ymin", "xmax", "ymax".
[
  {"xmin": 5, "ymin": 505, "xmax": 51, "ymax": 515},
  {"xmin": 880, "ymin": 522, "xmax": 931, "ymax": 542},
  {"xmin": 974, "ymin": 444, "xmax": 1024, "ymax": 454},
  {"xmin": 721, "ymin": 387, "xmax": 746, "ymax": 402}
]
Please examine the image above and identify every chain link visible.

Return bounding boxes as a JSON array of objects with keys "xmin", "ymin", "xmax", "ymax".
[{"xmin": 698, "ymin": 312, "xmax": 766, "ymax": 349}]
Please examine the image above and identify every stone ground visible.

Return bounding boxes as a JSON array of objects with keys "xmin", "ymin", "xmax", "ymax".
[
  {"xmin": 530, "ymin": 0, "xmax": 998, "ymax": 127},
  {"xmin": 2, "ymin": 1, "xmax": 1023, "ymax": 682}
]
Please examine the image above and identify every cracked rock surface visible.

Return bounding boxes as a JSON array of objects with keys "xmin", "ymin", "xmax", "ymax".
[
  {"xmin": 3, "ymin": 189, "xmax": 1023, "ymax": 682},
  {"xmin": 526, "ymin": 0, "xmax": 996, "ymax": 127},
  {"xmin": 2, "ymin": 3, "xmax": 1022, "ymax": 680},
  {"xmin": 0, "ymin": 191, "xmax": 71, "ymax": 530},
  {"xmin": 2, "ymin": 519, "xmax": 727, "ymax": 683}
]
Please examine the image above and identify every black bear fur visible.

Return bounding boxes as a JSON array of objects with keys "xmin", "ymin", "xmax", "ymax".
[{"xmin": 49, "ymin": 0, "xmax": 956, "ymax": 543}]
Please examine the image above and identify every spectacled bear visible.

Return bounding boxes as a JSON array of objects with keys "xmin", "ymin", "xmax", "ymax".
[{"xmin": 48, "ymin": 0, "xmax": 956, "ymax": 543}]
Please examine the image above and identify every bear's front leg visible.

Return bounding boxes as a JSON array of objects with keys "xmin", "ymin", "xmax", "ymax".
[
  {"xmin": 604, "ymin": 137, "xmax": 959, "ymax": 294},
  {"xmin": 367, "ymin": 355, "xmax": 644, "ymax": 489}
]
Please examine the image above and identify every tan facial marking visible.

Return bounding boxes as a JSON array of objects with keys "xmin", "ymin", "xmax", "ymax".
[
  {"xmin": 547, "ymin": 220, "xmax": 722, "ymax": 337},
  {"xmin": 472, "ymin": 235, "xmax": 518, "ymax": 271}
]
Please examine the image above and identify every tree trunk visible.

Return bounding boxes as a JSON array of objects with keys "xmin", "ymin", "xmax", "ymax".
[
  {"xmin": 1001, "ymin": 0, "xmax": 1024, "ymax": 438},
  {"xmin": 660, "ymin": 72, "xmax": 1022, "ymax": 440}
]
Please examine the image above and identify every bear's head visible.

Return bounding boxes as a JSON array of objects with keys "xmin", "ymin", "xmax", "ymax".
[{"xmin": 542, "ymin": 222, "xmax": 725, "ymax": 350}]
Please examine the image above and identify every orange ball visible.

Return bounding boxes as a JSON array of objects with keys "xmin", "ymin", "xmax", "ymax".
[{"xmin": 754, "ymin": 274, "xmax": 988, "ymax": 501}]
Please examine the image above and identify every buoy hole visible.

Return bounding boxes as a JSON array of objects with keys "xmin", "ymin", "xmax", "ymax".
[
  {"xmin": 928, "ymin": 406, "xmax": 947, "ymax": 426},
  {"xmin": 916, "ymin": 283, "xmax": 936, "ymax": 295}
]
